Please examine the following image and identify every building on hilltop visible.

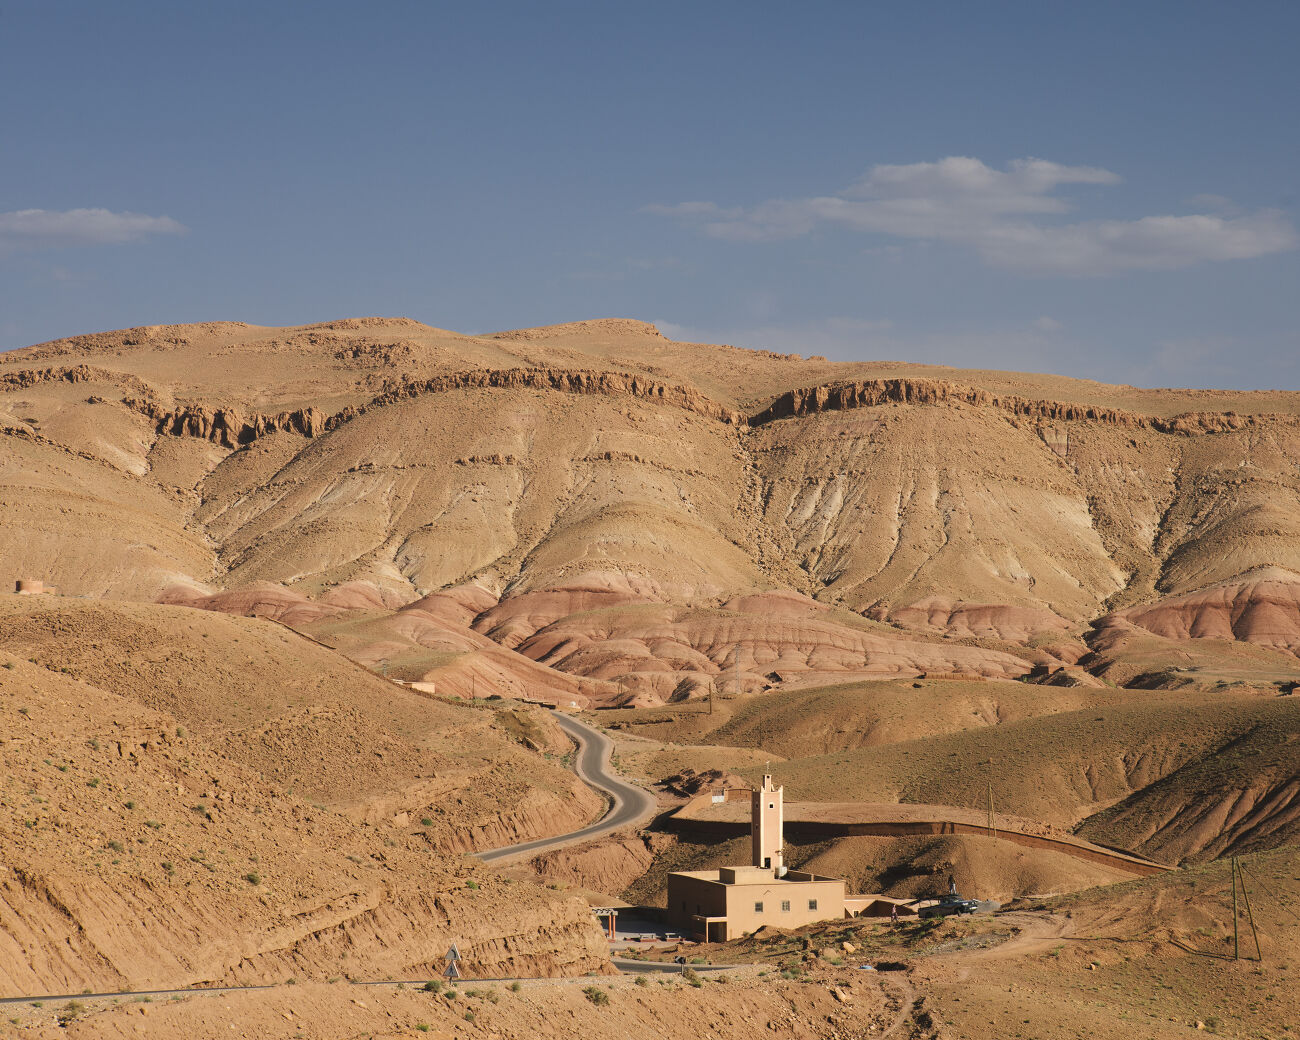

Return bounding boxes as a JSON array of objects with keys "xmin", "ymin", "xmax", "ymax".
[{"xmin": 666, "ymin": 774, "xmax": 847, "ymax": 942}]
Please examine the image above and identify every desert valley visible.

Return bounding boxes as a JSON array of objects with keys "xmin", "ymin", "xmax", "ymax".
[{"xmin": 0, "ymin": 315, "xmax": 1297, "ymax": 1038}]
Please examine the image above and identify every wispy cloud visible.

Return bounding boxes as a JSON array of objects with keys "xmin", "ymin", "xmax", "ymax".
[
  {"xmin": 0, "ymin": 208, "xmax": 187, "ymax": 251},
  {"xmin": 652, "ymin": 157, "xmax": 1296, "ymax": 275}
]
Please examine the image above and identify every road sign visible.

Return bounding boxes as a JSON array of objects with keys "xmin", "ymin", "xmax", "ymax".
[
  {"xmin": 446, "ymin": 944, "xmax": 461, "ymax": 962},
  {"xmin": 444, "ymin": 961, "xmax": 461, "ymax": 980}
]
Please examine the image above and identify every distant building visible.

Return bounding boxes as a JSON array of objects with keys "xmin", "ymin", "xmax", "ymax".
[
  {"xmin": 14, "ymin": 579, "xmax": 52, "ymax": 595},
  {"xmin": 666, "ymin": 775, "xmax": 848, "ymax": 942}
]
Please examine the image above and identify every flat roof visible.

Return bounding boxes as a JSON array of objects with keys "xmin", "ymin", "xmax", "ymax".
[{"xmin": 669, "ymin": 868, "xmax": 842, "ymax": 886}]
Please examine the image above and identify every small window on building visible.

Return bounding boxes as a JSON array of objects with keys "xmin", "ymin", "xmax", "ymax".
[
  {"xmin": 768, "ymin": 802, "xmax": 775, "ymax": 809},
  {"xmin": 754, "ymin": 901, "xmax": 764, "ymax": 913},
  {"xmin": 808, "ymin": 899, "xmax": 818, "ymax": 911},
  {"xmin": 781, "ymin": 900, "xmax": 790, "ymax": 912},
  {"xmin": 763, "ymin": 856, "xmax": 770, "ymax": 868}
]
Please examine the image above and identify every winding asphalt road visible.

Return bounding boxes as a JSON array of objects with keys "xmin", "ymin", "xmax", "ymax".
[{"xmin": 476, "ymin": 712, "xmax": 657, "ymax": 863}]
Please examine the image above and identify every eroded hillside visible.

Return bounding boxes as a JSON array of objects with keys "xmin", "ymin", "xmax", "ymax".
[
  {"xmin": 0, "ymin": 599, "xmax": 610, "ymax": 992},
  {"xmin": 4, "ymin": 316, "xmax": 1299, "ymax": 697}
]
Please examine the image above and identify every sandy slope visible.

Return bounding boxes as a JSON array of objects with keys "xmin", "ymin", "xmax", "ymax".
[{"xmin": 0, "ymin": 600, "xmax": 615, "ymax": 992}]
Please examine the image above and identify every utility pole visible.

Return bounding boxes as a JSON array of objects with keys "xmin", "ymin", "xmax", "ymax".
[
  {"xmin": 1236, "ymin": 858, "xmax": 1262, "ymax": 961},
  {"xmin": 1232, "ymin": 856, "xmax": 1240, "ymax": 960}
]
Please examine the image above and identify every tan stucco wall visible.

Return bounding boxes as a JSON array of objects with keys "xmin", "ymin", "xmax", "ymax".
[
  {"xmin": 722, "ymin": 879, "xmax": 844, "ymax": 938},
  {"xmin": 667, "ymin": 873, "xmax": 846, "ymax": 940},
  {"xmin": 668, "ymin": 873, "xmax": 729, "ymax": 933}
]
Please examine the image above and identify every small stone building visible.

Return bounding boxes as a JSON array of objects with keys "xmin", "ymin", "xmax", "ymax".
[{"xmin": 667, "ymin": 775, "xmax": 847, "ymax": 941}]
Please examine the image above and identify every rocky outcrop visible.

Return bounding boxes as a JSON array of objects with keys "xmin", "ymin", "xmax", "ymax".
[
  {"xmin": 119, "ymin": 367, "xmax": 744, "ymax": 448},
  {"xmin": 489, "ymin": 318, "xmax": 666, "ymax": 341},
  {"xmin": 0, "ymin": 363, "xmax": 160, "ymax": 403},
  {"xmin": 749, "ymin": 376, "xmax": 1290, "ymax": 435},
  {"xmin": 527, "ymin": 833, "xmax": 665, "ymax": 895},
  {"xmin": 1115, "ymin": 567, "xmax": 1300, "ymax": 654},
  {"xmin": 356, "ymin": 368, "xmax": 743, "ymax": 426}
]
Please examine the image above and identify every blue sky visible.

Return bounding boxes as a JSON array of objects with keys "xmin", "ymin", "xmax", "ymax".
[{"xmin": 2, "ymin": 1, "xmax": 1296, "ymax": 389}]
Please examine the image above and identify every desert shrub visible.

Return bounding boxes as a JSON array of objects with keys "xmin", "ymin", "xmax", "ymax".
[
  {"xmin": 466, "ymin": 880, "xmax": 479, "ymax": 890},
  {"xmin": 421, "ymin": 817, "xmax": 433, "ymax": 827},
  {"xmin": 634, "ymin": 975, "xmax": 648, "ymax": 987},
  {"xmin": 423, "ymin": 980, "xmax": 441, "ymax": 993},
  {"xmin": 510, "ymin": 981, "xmax": 521, "ymax": 992},
  {"xmin": 160, "ymin": 861, "xmax": 174, "ymax": 875},
  {"xmin": 124, "ymin": 801, "xmax": 136, "ymax": 810},
  {"xmin": 463, "ymin": 1011, "xmax": 475, "ymax": 1022},
  {"xmin": 583, "ymin": 986, "xmax": 609, "ymax": 1005},
  {"xmin": 244, "ymin": 872, "xmax": 261, "ymax": 885},
  {"xmin": 106, "ymin": 840, "xmax": 124, "ymax": 853},
  {"xmin": 682, "ymin": 968, "xmax": 702, "ymax": 988}
]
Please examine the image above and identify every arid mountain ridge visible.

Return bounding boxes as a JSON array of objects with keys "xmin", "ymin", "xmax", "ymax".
[{"xmin": 3, "ymin": 316, "xmax": 1299, "ymax": 706}]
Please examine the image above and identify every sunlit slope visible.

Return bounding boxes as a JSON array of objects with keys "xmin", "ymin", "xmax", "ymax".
[
  {"xmin": 0, "ymin": 650, "xmax": 609, "ymax": 994},
  {"xmin": 0, "ymin": 598, "xmax": 601, "ymax": 843},
  {"xmin": 3, "ymin": 315, "xmax": 1300, "ymax": 680},
  {"xmin": 193, "ymin": 385, "xmax": 765, "ymax": 601},
  {"xmin": 729, "ymin": 693, "xmax": 1300, "ymax": 832}
]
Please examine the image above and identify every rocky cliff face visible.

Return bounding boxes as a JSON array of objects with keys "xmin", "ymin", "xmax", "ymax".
[{"xmin": 750, "ymin": 376, "xmax": 1290, "ymax": 435}]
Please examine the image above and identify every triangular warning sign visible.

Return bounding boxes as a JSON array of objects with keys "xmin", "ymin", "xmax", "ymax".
[
  {"xmin": 446, "ymin": 943, "xmax": 462, "ymax": 962},
  {"xmin": 444, "ymin": 961, "xmax": 462, "ymax": 979}
]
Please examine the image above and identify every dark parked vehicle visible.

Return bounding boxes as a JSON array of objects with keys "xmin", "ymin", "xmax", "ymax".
[{"xmin": 919, "ymin": 894, "xmax": 980, "ymax": 918}]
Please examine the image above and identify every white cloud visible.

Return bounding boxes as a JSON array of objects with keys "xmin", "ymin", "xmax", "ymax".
[
  {"xmin": 0, "ymin": 208, "xmax": 187, "ymax": 251},
  {"xmin": 653, "ymin": 157, "xmax": 1296, "ymax": 276}
]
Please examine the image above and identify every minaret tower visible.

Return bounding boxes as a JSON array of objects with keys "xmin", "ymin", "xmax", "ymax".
[{"xmin": 751, "ymin": 774, "xmax": 784, "ymax": 873}]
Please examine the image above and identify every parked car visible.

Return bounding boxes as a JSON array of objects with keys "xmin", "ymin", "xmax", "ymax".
[{"xmin": 919, "ymin": 894, "xmax": 980, "ymax": 918}]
